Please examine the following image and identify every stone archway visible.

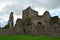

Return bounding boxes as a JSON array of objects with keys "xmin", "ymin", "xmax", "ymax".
[{"xmin": 37, "ymin": 22, "xmax": 42, "ymax": 25}]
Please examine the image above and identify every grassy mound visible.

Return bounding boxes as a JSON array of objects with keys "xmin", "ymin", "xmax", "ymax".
[{"xmin": 0, "ymin": 34, "xmax": 60, "ymax": 40}]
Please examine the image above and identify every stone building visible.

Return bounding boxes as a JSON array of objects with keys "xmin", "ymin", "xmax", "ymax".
[
  {"xmin": 0, "ymin": 6, "xmax": 60, "ymax": 36},
  {"xmin": 15, "ymin": 6, "xmax": 60, "ymax": 36}
]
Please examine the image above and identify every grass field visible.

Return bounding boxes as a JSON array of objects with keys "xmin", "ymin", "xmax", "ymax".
[{"xmin": 0, "ymin": 34, "xmax": 60, "ymax": 40}]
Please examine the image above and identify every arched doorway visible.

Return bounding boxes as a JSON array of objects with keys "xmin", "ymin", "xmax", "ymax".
[{"xmin": 37, "ymin": 22, "xmax": 42, "ymax": 25}]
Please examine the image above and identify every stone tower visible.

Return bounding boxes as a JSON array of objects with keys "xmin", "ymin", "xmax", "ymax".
[
  {"xmin": 22, "ymin": 6, "xmax": 38, "ymax": 19},
  {"xmin": 22, "ymin": 6, "xmax": 38, "ymax": 34},
  {"xmin": 8, "ymin": 12, "xmax": 14, "ymax": 29}
]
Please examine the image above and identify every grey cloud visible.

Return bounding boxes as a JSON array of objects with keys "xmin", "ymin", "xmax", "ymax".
[
  {"xmin": 29, "ymin": 0, "xmax": 60, "ymax": 10},
  {"xmin": 0, "ymin": 0, "xmax": 29, "ymax": 15},
  {"xmin": 0, "ymin": 0, "xmax": 60, "ymax": 10},
  {"xmin": 0, "ymin": 20, "xmax": 8, "ymax": 27}
]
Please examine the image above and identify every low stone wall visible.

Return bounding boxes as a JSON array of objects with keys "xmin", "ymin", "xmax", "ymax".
[
  {"xmin": 0, "ymin": 28, "xmax": 60, "ymax": 36},
  {"xmin": 0, "ymin": 29, "xmax": 16, "ymax": 35}
]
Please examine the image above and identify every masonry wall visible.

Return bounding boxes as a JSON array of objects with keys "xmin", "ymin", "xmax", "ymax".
[
  {"xmin": 15, "ymin": 18, "xmax": 24, "ymax": 34},
  {"xmin": 15, "ymin": 7, "xmax": 60, "ymax": 36},
  {"xmin": 0, "ymin": 29, "xmax": 16, "ymax": 35}
]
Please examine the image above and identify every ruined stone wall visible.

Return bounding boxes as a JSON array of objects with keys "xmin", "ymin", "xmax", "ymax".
[
  {"xmin": 4, "ymin": 12, "xmax": 14, "ymax": 29},
  {"xmin": 0, "ymin": 29, "xmax": 16, "ymax": 35},
  {"xmin": 22, "ymin": 6, "xmax": 38, "ymax": 20},
  {"xmin": 42, "ymin": 11, "xmax": 51, "ymax": 26},
  {"xmin": 8, "ymin": 12, "xmax": 14, "ymax": 29},
  {"xmin": 50, "ymin": 16, "xmax": 60, "ymax": 27},
  {"xmin": 22, "ymin": 18, "xmax": 32, "ymax": 34},
  {"xmin": 19, "ymin": 7, "xmax": 60, "ymax": 36},
  {"xmin": 15, "ymin": 18, "xmax": 24, "ymax": 34},
  {"xmin": 1, "ymin": 6, "xmax": 60, "ymax": 36},
  {"xmin": 22, "ymin": 8, "xmax": 29, "ymax": 19}
]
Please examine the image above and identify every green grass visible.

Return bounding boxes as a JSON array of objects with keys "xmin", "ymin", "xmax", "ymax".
[{"xmin": 0, "ymin": 34, "xmax": 60, "ymax": 40}]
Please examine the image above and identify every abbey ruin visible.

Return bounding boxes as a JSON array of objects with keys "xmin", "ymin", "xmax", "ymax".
[{"xmin": 0, "ymin": 6, "xmax": 60, "ymax": 36}]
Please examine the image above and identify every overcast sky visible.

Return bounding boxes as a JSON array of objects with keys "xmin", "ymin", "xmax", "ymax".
[{"xmin": 0, "ymin": 0, "xmax": 60, "ymax": 27}]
